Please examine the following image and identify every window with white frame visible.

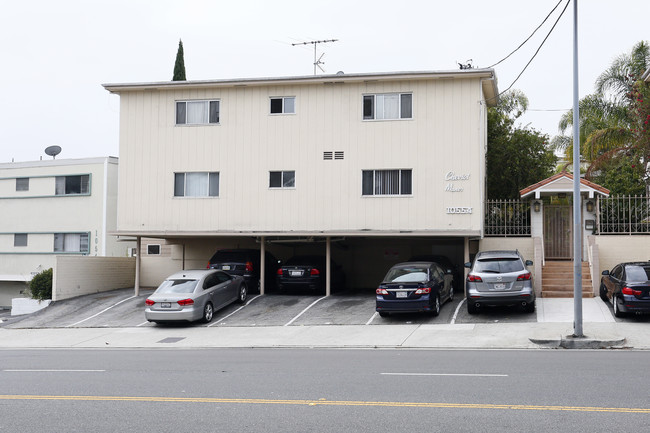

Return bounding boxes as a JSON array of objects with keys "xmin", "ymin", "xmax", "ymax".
[
  {"xmin": 363, "ymin": 93, "xmax": 412, "ymax": 120},
  {"xmin": 269, "ymin": 171, "xmax": 295, "ymax": 188},
  {"xmin": 176, "ymin": 100, "xmax": 220, "ymax": 125},
  {"xmin": 270, "ymin": 97, "xmax": 295, "ymax": 114},
  {"xmin": 14, "ymin": 233, "xmax": 28, "ymax": 247},
  {"xmin": 362, "ymin": 169, "xmax": 412, "ymax": 196},
  {"xmin": 147, "ymin": 244, "xmax": 161, "ymax": 255},
  {"xmin": 55, "ymin": 175, "xmax": 90, "ymax": 195},
  {"xmin": 54, "ymin": 233, "xmax": 89, "ymax": 253},
  {"xmin": 16, "ymin": 178, "xmax": 29, "ymax": 191},
  {"xmin": 174, "ymin": 172, "xmax": 219, "ymax": 197}
]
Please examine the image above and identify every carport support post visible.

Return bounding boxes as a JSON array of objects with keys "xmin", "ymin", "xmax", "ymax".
[
  {"xmin": 326, "ymin": 237, "xmax": 331, "ymax": 296},
  {"xmin": 260, "ymin": 237, "xmax": 266, "ymax": 295},
  {"xmin": 135, "ymin": 236, "xmax": 141, "ymax": 297}
]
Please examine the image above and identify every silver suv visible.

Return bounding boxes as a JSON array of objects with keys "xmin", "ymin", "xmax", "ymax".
[{"xmin": 464, "ymin": 250, "xmax": 535, "ymax": 314}]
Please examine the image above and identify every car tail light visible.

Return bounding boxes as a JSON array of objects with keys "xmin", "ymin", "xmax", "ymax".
[
  {"xmin": 145, "ymin": 299, "xmax": 155, "ymax": 306},
  {"xmin": 517, "ymin": 272, "xmax": 532, "ymax": 281},
  {"xmin": 310, "ymin": 268, "xmax": 320, "ymax": 276},
  {"xmin": 415, "ymin": 287, "xmax": 431, "ymax": 294},
  {"xmin": 245, "ymin": 261, "xmax": 254, "ymax": 272},
  {"xmin": 177, "ymin": 298, "xmax": 194, "ymax": 306},
  {"xmin": 622, "ymin": 287, "xmax": 642, "ymax": 296},
  {"xmin": 467, "ymin": 274, "xmax": 482, "ymax": 282},
  {"xmin": 376, "ymin": 288, "xmax": 389, "ymax": 295},
  {"xmin": 277, "ymin": 268, "xmax": 283, "ymax": 275}
]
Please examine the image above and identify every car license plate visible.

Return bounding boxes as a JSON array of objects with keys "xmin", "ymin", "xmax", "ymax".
[
  {"xmin": 161, "ymin": 302, "xmax": 171, "ymax": 308},
  {"xmin": 291, "ymin": 270, "xmax": 302, "ymax": 277},
  {"xmin": 396, "ymin": 292, "xmax": 407, "ymax": 298},
  {"xmin": 222, "ymin": 265, "xmax": 231, "ymax": 271},
  {"xmin": 493, "ymin": 283, "xmax": 506, "ymax": 290}
]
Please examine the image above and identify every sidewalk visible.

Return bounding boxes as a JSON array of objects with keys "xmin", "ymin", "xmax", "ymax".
[{"xmin": 0, "ymin": 298, "xmax": 646, "ymax": 350}]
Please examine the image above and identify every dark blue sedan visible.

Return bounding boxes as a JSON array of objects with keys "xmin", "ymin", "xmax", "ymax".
[
  {"xmin": 600, "ymin": 262, "xmax": 650, "ymax": 317},
  {"xmin": 376, "ymin": 261, "xmax": 454, "ymax": 318}
]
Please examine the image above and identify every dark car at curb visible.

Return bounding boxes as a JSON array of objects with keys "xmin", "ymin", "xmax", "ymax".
[
  {"xmin": 464, "ymin": 250, "xmax": 535, "ymax": 314},
  {"xmin": 600, "ymin": 261, "xmax": 650, "ymax": 317},
  {"xmin": 208, "ymin": 248, "xmax": 281, "ymax": 293},
  {"xmin": 276, "ymin": 255, "xmax": 346, "ymax": 295},
  {"xmin": 376, "ymin": 261, "xmax": 454, "ymax": 317}
]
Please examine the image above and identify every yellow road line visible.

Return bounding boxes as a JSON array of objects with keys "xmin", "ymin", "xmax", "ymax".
[{"xmin": 0, "ymin": 395, "xmax": 648, "ymax": 414}]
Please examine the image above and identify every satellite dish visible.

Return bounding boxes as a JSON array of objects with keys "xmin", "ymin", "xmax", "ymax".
[{"xmin": 45, "ymin": 145, "xmax": 62, "ymax": 159}]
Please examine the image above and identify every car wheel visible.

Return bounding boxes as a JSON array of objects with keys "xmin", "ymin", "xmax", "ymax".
[
  {"xmin": 202, "ymin": 302, "xmax": 214, "ymax": 323},
  {"xmin": 467, "ymin": 301, "xmax": 479, "ymax": 315},
  {"xmin": 613, "ymin": 296, "xmax": 626, "ymax": 318},
  {"xmin": 238, "ymin": 285, "xmax": 248, "ymax": 304},
  {"xmin": 431, "ymin": 295, "xmax": 440, "ymax": 316},
  {"xmin": 599, "ymin": 284, "xmax": 608, "ymax": 302},
  {"xmin": 448, "ymin": 284, "xmax": 454, "ymax": 302},
  {"xmin": 524, "ymin": 300, "xmax": 536, "ymax": 313},
  {"xmin": 378, "ymin": 311, "xmax": 389, "ymax": 318}
]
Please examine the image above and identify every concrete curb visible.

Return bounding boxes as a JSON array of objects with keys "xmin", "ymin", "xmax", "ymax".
[{"xmin": 529, "ymin": 335, "xmax": 627, "ymax": 349}]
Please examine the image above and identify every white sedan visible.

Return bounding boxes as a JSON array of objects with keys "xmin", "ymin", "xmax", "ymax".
[{"xmin": 145, "ymin": 269, "xmax": 247, "ymax": 324}]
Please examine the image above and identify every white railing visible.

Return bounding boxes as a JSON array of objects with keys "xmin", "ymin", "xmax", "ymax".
[
  {"xmin": 484, "ymin": 199, "xmax": 531, "ymax": 237},
  {"xmin": 598, "ymin": 195, "xmax": 650, "ymax": 234}
]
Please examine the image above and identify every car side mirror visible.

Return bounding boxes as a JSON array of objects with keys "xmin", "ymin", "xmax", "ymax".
[
  {"xmin": 464, "ymin": 262, "xmax": 471, "ymax": 268},
  {"xmin": 602, "ymin": 270, "xmax": 609, "ymax": 276},
  {"xmin": 525, "ymin": 260, "xmax": 533, "ymax": 266}
]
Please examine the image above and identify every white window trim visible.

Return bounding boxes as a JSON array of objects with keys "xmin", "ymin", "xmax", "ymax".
[
  {"xmin": 175, "ymin": 99, "xmax": 221, "ymax": 126},
  {"xmin": 147, "ymin": 244, "xmax": 161, "ymax": 255},
  {"xmin": 269, "ymin": 96, "xmax": 296, "ymax": 115},
  {"xmin": 361, "ymin": 169, "xmax": 413, "ymax": 197},
  {"xmin": 173, "ymin": 172, "xmax": 220, "ymax": 198},
  {"xmin": 362, "ymin": 92, "xmax": 413, "ymax": 121},
  {"xmin": 269, "ymin": 170, "xmax": 296, "ymax": 189}
]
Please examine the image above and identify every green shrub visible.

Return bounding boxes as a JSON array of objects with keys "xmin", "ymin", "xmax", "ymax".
[{"xmin": 30, "ymin": 268, "xmax": 53, "ymax": 300}]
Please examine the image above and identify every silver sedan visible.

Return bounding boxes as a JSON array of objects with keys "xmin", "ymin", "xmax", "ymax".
[{"xmin": 145, "ymin": 269, "xmax": 247, "ymax": 324}]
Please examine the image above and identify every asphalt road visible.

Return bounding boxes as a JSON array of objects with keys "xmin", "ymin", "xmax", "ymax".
[{"xmin": 1, "ymin": 348, "xmax": 648, "ymax": 432}]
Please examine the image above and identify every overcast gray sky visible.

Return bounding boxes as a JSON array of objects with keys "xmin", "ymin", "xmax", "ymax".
[{"xmin": 1, "ymin": 0, "xmax": 647, "ymax": 163}]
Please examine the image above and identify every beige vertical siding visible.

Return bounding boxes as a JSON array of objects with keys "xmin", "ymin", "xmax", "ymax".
[{"xmin": 116, "ymin": 77, "xmax": 487, "ymax": 235}]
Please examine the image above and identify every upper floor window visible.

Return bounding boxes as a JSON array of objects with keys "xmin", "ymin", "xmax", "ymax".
[
  {"xmin": 363, "ymin": 93, "xmax": 412, "ymax": 120},
  {"xmin": 55, "ymin": 175, "xmax": 90, "ymax": 195},
  {"xmin": 269, "ymin": 171, "xmax": 295, "ymax": 188},
  {"xmin": 14, "ymin": 233, "xmax": 28, "ymax": 247},
  {"xmin": 270, "ymin": 97, "xmax": 295, "ymax": 114},
  {"xmin": 54, "ymin": 233, "xmax": 89, "ymax": 253},
  {"xmin": 176, "ymin": 100, "xmax": 220, "ymax": 125},
  {"xmin": 16, "ymin": 178, "xmax": 29, "ymax": 191},
  {"xmin": 174, "ymin": 172, "xmax": 219, "ymax": 197},
  {"xmin": 362, "ymin": 169, "xmax": 412, "ymax": 196}
]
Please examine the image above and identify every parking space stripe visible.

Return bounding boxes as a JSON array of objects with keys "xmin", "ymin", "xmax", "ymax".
[
  {"xmin": 381, "ymin": 373, "xmax": 508, "ymax": 377},
  {"xmin": 65, "ymin": 295, "xmax": 137, "ymax": 327},
  {"xmin": 284, "ymin": 296, "xmax": 327, "ymax": 326},
  {"xmin": 450, "ymin": 298, "xmax": 465, "ymax": 324},
  {"xmin": 365, "ymin": 312, "xmax": 378, "ymax": 325},
  {"xmin": 208, "ymin": 295, "xmax": 262, "ymax": 327}
]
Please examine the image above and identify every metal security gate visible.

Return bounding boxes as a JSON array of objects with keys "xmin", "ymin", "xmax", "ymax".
[{"xmin": 544, "ymin": 205, "xmax": 572, "ymax": 259}]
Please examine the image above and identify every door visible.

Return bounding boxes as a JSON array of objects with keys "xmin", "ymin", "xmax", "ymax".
[{"xmin": 544, "ymin": 205, "xmax": 573, "ymax": 259}]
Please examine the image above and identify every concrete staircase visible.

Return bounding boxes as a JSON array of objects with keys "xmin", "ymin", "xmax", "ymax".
[{"xmin": 541, "ymin": 261, "xmax": 594, "ymax": 298}]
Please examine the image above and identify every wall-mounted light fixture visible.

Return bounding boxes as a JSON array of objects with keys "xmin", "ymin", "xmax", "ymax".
[
  {"xmin": 586, "ymin": 200, "xmax": 594, "ymax": 213},
  {"xmin": 534, "ymin": 201, "xmax": 541, "ymax": 212}
]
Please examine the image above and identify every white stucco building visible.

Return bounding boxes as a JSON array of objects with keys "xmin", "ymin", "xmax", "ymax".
[{"xmin": 0, "ymin": 157, "xmax": 134, "ymax": 306}]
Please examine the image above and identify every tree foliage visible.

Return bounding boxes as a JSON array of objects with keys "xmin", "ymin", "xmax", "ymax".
[
  {"xmin": 173, "ymin": 39, "xmax": 186, "ymax": 81},
  {"xmin": 487, "ymin": 90, "xmax": 557, "ymax": 199},
  {"xmin": 552, "ymin": 41, "xmax": 650, "ymax": 193},
  {"xmin": 30, "ymin": 268, "xmax": 53, "ymax": 300}
]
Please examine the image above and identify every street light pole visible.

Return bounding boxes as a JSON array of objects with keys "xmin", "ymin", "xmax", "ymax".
[{"xmin": 572, "ymin": 0, "xmax": 583, "ymax": 337}]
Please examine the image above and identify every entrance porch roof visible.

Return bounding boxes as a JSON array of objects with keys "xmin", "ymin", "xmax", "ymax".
[{"xmin": 519, "ymin": 171, "xmax": 610, "ymax": 200}]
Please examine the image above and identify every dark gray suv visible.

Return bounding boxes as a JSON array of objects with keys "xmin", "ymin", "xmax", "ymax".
[{"xmin": 464, "ymin": 250, "xmax": 535, "ymax": 314}]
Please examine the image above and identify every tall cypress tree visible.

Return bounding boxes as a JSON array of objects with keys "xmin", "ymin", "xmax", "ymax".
[{"xmin": 172, "ymin": 39, "xmax": 186, "ymax": 81}]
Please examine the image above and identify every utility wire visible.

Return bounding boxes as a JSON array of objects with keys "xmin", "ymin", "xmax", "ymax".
[
  {"xmin": 492, "ymin": 0, "xmax": 571, "ymax": 100},
  {"xmin": 487, "ymin": 0, "xmax": 564, "ymax": 69}
]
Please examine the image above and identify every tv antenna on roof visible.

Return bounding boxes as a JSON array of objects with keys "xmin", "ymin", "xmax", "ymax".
[
  {"xmin": 292, "ymin": 39, "xmax": 338, "ymax": 75},
  {"xmin": 44, "ymin": 145, "xmax": 62, "ymax": 159}
]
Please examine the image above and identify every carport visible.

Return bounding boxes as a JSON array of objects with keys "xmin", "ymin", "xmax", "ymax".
[{"xmin": 130, "ymin": 233, "xmax": 474, "ymax": 297}]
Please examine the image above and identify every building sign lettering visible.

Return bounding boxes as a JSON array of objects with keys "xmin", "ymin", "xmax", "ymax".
[
  {"xmin": 444, "ymin": 171, "xmax": 470, "ymax": 193},
  {"xmin": 446, "ymin": 207, "xmax": 473, "ymax": 214}
]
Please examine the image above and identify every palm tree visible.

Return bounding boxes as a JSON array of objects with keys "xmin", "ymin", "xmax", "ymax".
[{"xmin": 553, "ymin": 41, "xmax": 650, "ymax": 181}]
